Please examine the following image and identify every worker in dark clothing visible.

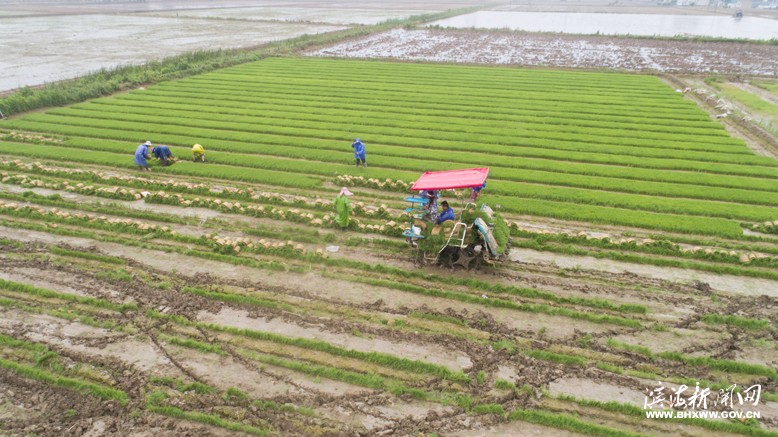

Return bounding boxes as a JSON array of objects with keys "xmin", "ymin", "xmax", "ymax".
[
  {"xmin": 151, "ymin": 145, "xmax": 175, "ymax": 166},
  {"xmin": 436, "ymin": 201, "xmax": 455, "ymax": 224}
]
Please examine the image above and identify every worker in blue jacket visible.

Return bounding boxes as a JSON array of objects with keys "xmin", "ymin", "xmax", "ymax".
[
  {"xmin": 436, "ymin": 201, "xmax": 455, "ymax": 224},
  {"xmin": 134, "ymin": 141, "xmax": 151, "ymax": 171},
  {"xmin": 151, "ymin": 145, "xmax": 175, "ymax": 166},
  {"xmin": 352, "ymin": 138, "xmax": 366, "ymax": 168}
]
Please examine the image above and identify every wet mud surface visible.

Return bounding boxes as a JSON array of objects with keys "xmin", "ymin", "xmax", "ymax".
[
  {"xmin": 0, "ymin": 158, "xmax": 776, "ymax": 435},
  {"xmin": 308, "ymin": 28, "xmax": 778, "ymax": 75}
]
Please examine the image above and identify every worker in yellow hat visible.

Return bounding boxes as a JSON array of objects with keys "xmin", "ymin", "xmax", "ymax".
[{"xmin": 192, "ymin": 144, "xmax": 205, "ymax": 162}]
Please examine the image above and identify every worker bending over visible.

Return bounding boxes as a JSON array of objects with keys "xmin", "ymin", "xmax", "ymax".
[
  {"xmin": 436, "ymin": 201, "xmax": 455, "ymax": 224},
  {"xmin": 134, "ymin": 141, "xmax": 152, "ymax": 171},
  {"xmin": 192, "ymin": 144, "xmax": 206, "ymax": 162},
  {"xmin": 335, "ymin": 187, "xmax": 354, "ymax": 229},
  {"xmin": 152, "ymin": 145, "xmax": 174, "ymax": 166}
]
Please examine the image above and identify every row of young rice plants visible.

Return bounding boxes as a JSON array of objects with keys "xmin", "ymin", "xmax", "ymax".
[
  {"xmin": 130, "ymin": 83, "xmax": 724, "ymax": 134},
  {"xmin": 93, "ymin": 91, "xmax": 732, "ymax": 142},
  {"xmin": 0, "ymin": 143, "xmax": 764, "ymax": 235},
  {"xmin": 151, "ymin": 81, "xmax": 742, "ymax": 152},
  {"xmin": 6, "ymin": 172, "xmax": 773, "ymax": 282},
  {"xmin": 204, "ymin": 65, "xmax": 700, "ymax": 113},
  {"xmin": 158, "ymin": 75, "xmax": 711, "ymax": 126},
  {"xmin": 9, "ymin": 168, "xmax": 774, "ymax": 280},
  {"xmin": 79, "ymin": 97, "xmax": 737, "ymax": 151},
  {"xmin": 96, "ymin": 93, "xmax": 778, "ymax": 177},
  {"xmin": 200, "ymin": 75, "xmax": 692, "ymax": 119},
  {"xmin": 241, "ymin": 57, "xmax": 680, "ymax": 97},
  {"xmin": 259, "ymin": 57, "xmax": 676, "ymax": 91},
  {"xmin": 12, "ymin": 111, "xmax": 776, "ymax": 189},
  {"xmin": 5, "ymin": 58, "xmax": 777, "ymax": 239},
  {"xmin": 0, "ymin": 140, "xmax": 768, "ymax": 238},
  {"xmin": 233, "ymin": 62, "xmax": 678, "ymax": 103},
  {"xmin": 11, "ymin": 131, "xmax": 776, "ymax": 221},
  {"xmin": 37, "ymin": 98, "xmax": 770, "ymax": 169},
  {"xmin": 5, "ymin": 167, "xmax": 773, "ymax": 278},
  {"xmin": 191, "ymin": 64, "xmax": 712, "ymax": 121},
  {"xmin": 38, "ymin": 103, "xmax": 745, "ymax": 157},
  {"xmin": 143, "ymin": 76, "xmax": 719, "ymax": 131},
  {"xmin": 47, "ymin": 136, "xmax": 778, "ymax": 221},
  {"xmin": 15, "ymin": 112, "xmax": 778, "ymax": 209},
  {"xmin": 0, "ymin": 141, "xmax": 322, "ymax": 188}
]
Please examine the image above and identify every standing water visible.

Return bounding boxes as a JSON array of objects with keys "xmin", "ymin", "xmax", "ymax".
[{"xmin": 430, "ymin": 11, "xmax": 778, "ymax": 40}]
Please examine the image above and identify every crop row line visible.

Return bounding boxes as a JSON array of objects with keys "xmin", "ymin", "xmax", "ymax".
[
  {"xmin": 179, "ymin": 74, "xmax": 700, "ymax": 114},
  {"xmin": 104, "ymin": 91, "xmax": 729, "ymax": 139},
  {"xmin": 40, "ymin": 106, "xmax": 746, "ymax": 156},
  {"xmin": 0, "ymin": 142, "xmax": 752, "ymax": 237},
  {"xmin": 156, "ymin": 78, "xmax": 712, "ymax": 126},
  {"xmin": 225, "ymin": 60, "xmax": 678, "ymax": 97},
  {"xmin": 79, "ymin": 99, "xmax": 737, "ymax": 148},
  {"xmin": 48, "ymin": 136, "xmax": 778, "ymax": 210},
  {"xmin": 127, "ymin": 84, "xmax": 720, "ymax": 132}
]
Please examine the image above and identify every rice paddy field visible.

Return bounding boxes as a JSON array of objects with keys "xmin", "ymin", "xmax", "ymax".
[{"xmin": 0, "ymin": 57, "xmax": 777, "ymax": 436}]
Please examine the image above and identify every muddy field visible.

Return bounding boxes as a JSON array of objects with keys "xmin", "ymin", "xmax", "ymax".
[
  {"xmin": 0, "ymin": 138, "xmax": 774, "ymax": 435},
  {"xmin": 0, "ymin": 0, "xmax": 489, "ymax": 92},
  {"xmin": 1, "ymin": 4, "xmax": 778, "ymax": 433},
  {"xmin": 308, "ymin": 28, "xmax": 778, "ymax": 75},
  {"xmin": 0, "ymin": 14, "xmax": 344, "ymax": 92}
]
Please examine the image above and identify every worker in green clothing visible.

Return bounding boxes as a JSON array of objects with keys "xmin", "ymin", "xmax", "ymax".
[{"xmin": 335, "ymin": 187, "xmax": 353, "ymax": 229}]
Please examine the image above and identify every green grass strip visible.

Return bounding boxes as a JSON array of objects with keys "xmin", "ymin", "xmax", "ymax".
[
  {"xmin": 701, "ymin": 314, "xmax": 771, "ymax": 331},
  {"xmin": 525, "ymin": 349, "xmax": 587, "ymax": 366},
  {"xmin": 509, "ymin": 408, "xmax": 649, "ymax": 437},
  {"xmin": 241, "ymin": 348, "xmax": 386, "ymax": 390},
  {"xmin": 148, "ymin": 376, "xmax": 215, "ymax": 395},
  {"xmin": 49, "ymin": 245, "xmax": 126, "ymax": 265},
  {"xmin": 0, "ymin": 278, "xmax": 136, "ymax": 313},
  {"xmin": 159, "ymin": 334, "xmax": 227, "ymax": 356},
  {"xmin": 355, "ymin": 277, "xmax": 641, "ymax": 328},
  {"xmin": 182, "ymin": 286, "xmax": 294, "ymax": 312},
  {"xmin": 146, "ymin": 405, "xmax": 270, "ymax": 436},
  {"xmin": 149, "ymin": 310, "xmax": 470, "ymax": 384},
  {"xmin": 0, "ymin": 357, "xmax": 127, "ymax": 404},
  {"xmin": 607, "ymin": 339, "xmax": 777, "ymax": 379},
  {"xmin": 657, "ymin": 352, "xmax": 777, "ymax": 380},
  {"xmin": 559, "ymin": 395, "xmax": 778, "ymax": 437}
]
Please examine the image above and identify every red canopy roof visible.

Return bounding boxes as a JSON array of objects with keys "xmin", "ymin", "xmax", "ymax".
[{"xmin": 410, "ymin": 168, "xmax": 489, "ymax": 191}]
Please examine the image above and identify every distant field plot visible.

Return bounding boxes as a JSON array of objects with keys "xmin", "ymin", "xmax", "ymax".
[
  {"xmin": 0, "ymin": 15, "xmax": 344, "ymax": 92},
  {"xmin": 147, "ymin": 6, "xmax": 434, "ymax": 25},
  {"xmin": 308, "ymin": 28, "xmax": 778, "ymax": 75}
]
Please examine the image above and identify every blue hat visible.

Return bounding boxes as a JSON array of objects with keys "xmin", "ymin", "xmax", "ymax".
[{"xmin": 356, "ymin": 138, "xmax": 361, "ymax": 142}]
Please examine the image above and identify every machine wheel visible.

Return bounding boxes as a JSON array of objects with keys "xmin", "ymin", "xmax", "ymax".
[
  {"xmin": 438, "ymin": 246, "xmax": 459, "ymax": 268},
  {"xmin": 452, "ymin": 248, "xmax": 477, "ymax": 269}
]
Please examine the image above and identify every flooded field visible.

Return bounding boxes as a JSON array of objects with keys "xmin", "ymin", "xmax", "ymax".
[
  {"xmin": 146, "ymin": 6, "xmax": 433, "ymax": 25},
  {"xmin": 0, "ymin": 14, "xmax": 344, "ymax": 92},
  {"xmin": 430, "ymin": 11, "xmax": 778, "ymax": 40},
  {"xmin": 0, "ymin": 0, "xmax": 489, "ymax": 92}
]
